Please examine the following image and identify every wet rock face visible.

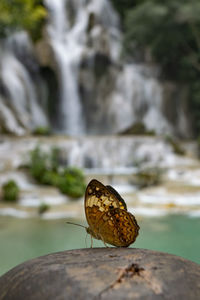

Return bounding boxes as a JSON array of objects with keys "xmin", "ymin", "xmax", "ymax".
[
  {"xmin": 79, "ymin": 54, "xmax": 119, "ymax": 134},
  {"xmin": 0, "ymin": 248, "xmax": 200, "ymax": 300}
]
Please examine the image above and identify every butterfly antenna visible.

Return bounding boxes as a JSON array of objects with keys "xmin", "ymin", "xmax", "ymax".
[{"xmin": 66, "ymin": 221, "xmax": 87, "ymax": 229}]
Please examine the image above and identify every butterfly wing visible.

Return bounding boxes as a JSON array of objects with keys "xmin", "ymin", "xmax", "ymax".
[
  {"xmin": 106, "ymin": 185, "xmax": 127, "ymax": 210},
  {"xmin": 85, "ymin": 179, "xmax": 127, "ymax": 236},
  {"xmin": 98, "ymin": 208, "xmax": 140, "ymax": 247}
]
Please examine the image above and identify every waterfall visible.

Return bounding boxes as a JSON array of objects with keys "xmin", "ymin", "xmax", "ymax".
[
  {"xmin": 0, "ymin": 0, "xmax": 193, "ymax": 137},
  {"xmin": 44, "ymin": 0, "xmax": 87, "ymax": 135},
  {"xmin": 109, "ymin": 64, "xmax": 174, "ymax": 134},
  {"xmin": 43, "ymin": 0, "xmax": 191, "ymax": 137},
  {"xmin": 43, "ymin": 0, "xmax": 122, "ymax": 135},
  {"xmin": 0, "ymin": 32, "xmax": 48, "ymax": 134}
]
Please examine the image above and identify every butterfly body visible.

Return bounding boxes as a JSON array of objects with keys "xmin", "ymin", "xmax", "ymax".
[{"xmin": 85, "ymin": 179, "xmax": 140, "ymax": 247}]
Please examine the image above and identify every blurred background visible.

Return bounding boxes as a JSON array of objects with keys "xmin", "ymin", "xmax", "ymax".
[{"xmin": 0, "ymin": 0, "xmax": 200, "ymax": 276}]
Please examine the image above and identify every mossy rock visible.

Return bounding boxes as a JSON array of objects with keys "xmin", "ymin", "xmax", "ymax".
[
  {"xmin": 1, "ymin": 180, "xmax": 19, "ymax": 202},
  {"xmin": 120, "ymin": 122, "xmax": 155, "ymax": 136},
  {"xmin": 0, "ymin": 248, "xmax": 199, "ymax": 300},
  {"xmin": 135, "ymin": 168, "xmax": 162, "ymax": 188},
  {"xmin": 38, "ymin": 203, "xmax": 50, "ymax": 215},
  {"xmin": 165, "ymin": 136, "xmax": 185, "ymax": 156},
  {"xmin": 33, "ymin": 127, "xmax": 51, "ymax": 136}
]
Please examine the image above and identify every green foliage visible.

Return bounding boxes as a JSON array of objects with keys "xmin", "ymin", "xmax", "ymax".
[
  {"xmin": 124, "ymin": 0, "xmax": 200, "ymax": 79},
  {"xmin": 189, "ymin": 80, "xmax": 200, "ymax": 135},
  {"xmin": 121, "ymin": 0, "xmax": 200, "ymax": 135},
  {"xmin": 33, "ymin": 127, "xmax": 51, "ymax": 136},
  {"xmin": 28, "ymin": 146, "xmax": 86, "ymax": 199},
  {"xmin": 57, "ymin": 168, "xmax": 86, "ymax": 198},
  {"xmin": 2, "ymin": 180, "xmax": 20, "ymax": 202},
  {"xmin": 29, "ymin": 146, "xmax": 61, "ymax": 184},
  {"xmin": 39, "ymin": 170, "xmax": 59, "ymax": 186},
  {"xmin": 29, "ymin": 146, "xmax": 47, "ymax": 183},
  {"xmin": 50, "ymin": 147, "xmax": 60, "ymax": 172},
  {"xmin": 38, "ymin": 202, "xmax": 50, "ymax": 215},
  {"xmin": 0, "ymin": 0, "xmax": 47, "ymax": 40},
  {"xmin": 110, "ymin": 0, "xmax": 139, "ymax": 21}
]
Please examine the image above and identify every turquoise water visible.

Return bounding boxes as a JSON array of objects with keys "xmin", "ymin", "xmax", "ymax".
[{"xmin": 0, "ymin": 215, "xmax": 199, "ymax": 276}]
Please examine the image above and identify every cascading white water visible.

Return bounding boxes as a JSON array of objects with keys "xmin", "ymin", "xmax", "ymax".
[
  {"xmin": 109, "ymin": 64, "xmax": 174, "ymax": 134},
  {"xmin": 44, "ymin": 0, "xmax": 87, "ymax": 135},
  {"xmin": 0, "ymin": 32, "xmax": 48, "ymax": 134},
  {"xmin": 0, "ymin": 97, "xmax": 25, "ymax": 135},
  {"xmin": 43, "ymin": 0, "xmax": 191, "ymax": 136},
  {"xmin": 0, "ymin": 0, "xmax": 193, "ymax": 137},
  {"xmin": 44, "ymin": 0, "xmax": 122, "ymax": 135}
]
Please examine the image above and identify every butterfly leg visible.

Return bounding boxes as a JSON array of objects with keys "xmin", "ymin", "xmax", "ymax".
[
  {"xmin": 85, "ymin": 232, "xmax": 88, "ymax": 248},
  {"xmin": 99, "ymin": 233, "xmax": 109, "ymax": 248},
  {"xmin": 102, "ymin": 240, "xmax": 109, "ymax": 248},
  {"xmin": 90, "ymin": 234, "xmax": 93, "ymax": 248}
]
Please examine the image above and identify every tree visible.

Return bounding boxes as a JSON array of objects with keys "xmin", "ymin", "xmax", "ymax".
[
  {"xmin": 124, "ymin": 0, "xmax": 200, "ymax": 80},
  {"xmin": 0, "ymin": 0, "xmax": 47, "ymax": 41},
  {"xmin": 122, "ymin": 0, "xmax": 200, "ymax": 135}
]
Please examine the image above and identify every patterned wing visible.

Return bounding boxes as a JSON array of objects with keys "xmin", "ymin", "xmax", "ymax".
[
  {"xmin": 98, "ymin": 208, "xmax": 140, "ymax": 247},
  {"xmin": 106, "ymin": 185, "xmax": 127, "ymax": 210},
  {"xmin": 85, "ymin": 179, "xmax": 127, "ymax": 236}
]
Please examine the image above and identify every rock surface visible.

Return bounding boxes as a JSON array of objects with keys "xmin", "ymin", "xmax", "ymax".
[{"xmin": 0, "ymin": 248, "xmax": 200, "ymax": 300}]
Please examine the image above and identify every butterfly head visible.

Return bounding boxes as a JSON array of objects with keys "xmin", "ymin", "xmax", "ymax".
[{"xmin": 86, "ymin": 227, "xmax": 92, "ymax": 235}]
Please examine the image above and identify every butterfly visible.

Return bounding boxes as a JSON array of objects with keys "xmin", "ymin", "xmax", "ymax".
[
  {"xmin": 67, "ymin": 179, "xmax": 140, "ymax": 247},
  {"xmin": 84, "ymin": 179, "xmax": 139, "ymax": 247}
]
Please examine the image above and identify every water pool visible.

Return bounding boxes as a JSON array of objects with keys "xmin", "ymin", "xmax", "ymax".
[{"xmin": 0, "ymin": 215, "xmax": 199, "ymax": 276}]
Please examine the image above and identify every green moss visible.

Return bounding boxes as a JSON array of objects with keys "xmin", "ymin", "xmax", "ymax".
[
  {"xmin": 33, "ymin": 127, "xmax": 51, "ymax": 136},
  {"xmin": 38, "ymin": 202, "xmax": 50, "ymax": 215},
  {"xmin": 120, "ymin": 122, "xmax": 155, "ymax": 135},
  {"xmin": 2, "ymin": 180, "xmax": 20, "ymax": 202}
]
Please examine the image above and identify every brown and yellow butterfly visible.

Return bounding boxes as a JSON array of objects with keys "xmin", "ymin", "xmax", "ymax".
[{"xmin": 67, "ymin": 179, "xmax": 140, "ymax": 247}]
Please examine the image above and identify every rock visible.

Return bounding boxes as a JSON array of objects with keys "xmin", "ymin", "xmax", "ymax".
[
  {"xmin": 162, "ymin": 82, "xmax": 193, "ymax": 139},
  {"xmin": 35, "ymin": 38, "xmax": 56, "ymax": 69},
  {"xmin": 0, "ymin": 248, "xmax": 199, "ymax": 300}
]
